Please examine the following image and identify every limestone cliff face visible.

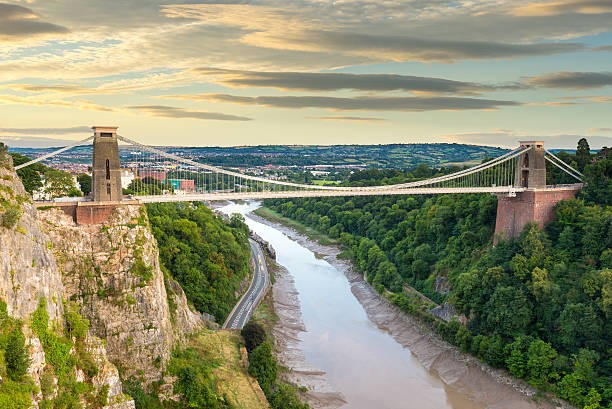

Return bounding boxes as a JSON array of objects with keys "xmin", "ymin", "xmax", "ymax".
[
  {"xmin": 39, "ymin": 204, "xmax": 203, "ymax": 383},
  {"xmin": 0, "ymin": 157, "xmax": 64, "ymax": 323},
  {"xmin": 0, "ymin": 153, "xmax": 134, "ymax": 408}
]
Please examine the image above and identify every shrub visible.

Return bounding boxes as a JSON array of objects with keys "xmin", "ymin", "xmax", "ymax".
[
  {"xmin": 31, "ymin": 297, "xmax": 73, "ymax": 376},
  {"xmin": 5, "ymin": 328, "xmax": 30, "ymax": 381},
  {"xmin": 1, "ymin": 207, "xmax": 21, "ymax": 229},
  {"xmin": 0, "ymin": 380, "xmax": 37, "ymax": 409},
  {"xmin": 269, "ymin": 384, "xmax": 310, "ymax": 409},
  {"xmin": 122, "ymin": 376, "xmax": 164, "ymax": 409},
  {"xmin": 64, "ymin": 302, "xmax": 89, "ymax": 340},
  {"xmin": 130, "ymin": 257, "xmax": 153, "ymax": 283},
  {"xmin": 248, "ymin": 341, "xmax": 278, "ymax": 396}
]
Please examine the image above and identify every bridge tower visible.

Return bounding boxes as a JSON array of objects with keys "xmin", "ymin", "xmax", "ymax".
[
  {"xmin": 494, "ymin": 141, "xmax": 580, "ymax": 241},
  {"xmin": 514, "ymin": 141, "xmax": 546, "ymax": 189},
  {"xmin": 91, "ymin": 126, "xmax": 122, "ymax": 202}
]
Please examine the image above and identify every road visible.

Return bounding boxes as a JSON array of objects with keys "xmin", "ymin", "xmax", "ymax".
[{"xmin": 222, "ymin": 238, "xmax": 270, "ymax": 330}]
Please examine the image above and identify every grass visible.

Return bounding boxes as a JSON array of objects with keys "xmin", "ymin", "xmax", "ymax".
[
  {"xmin": 194, "ymin": 330, "xmax": 270, "ymax": 409},
  {"xmin": 253, "ymin": 207, "xmax": 337, "ymax": 246}
]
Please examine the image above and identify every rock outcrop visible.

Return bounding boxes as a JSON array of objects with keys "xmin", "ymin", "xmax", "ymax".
[
  {"xmin": 0, "ymin": 156, "xmax": 64, "ymax": 323},
  {"xmin": 39, "ymin": 204, "xmax": 203, "ymax": 384},
  {"xmin": 77, "ymin": 335, "xmax": 136, "ymax": 409}
]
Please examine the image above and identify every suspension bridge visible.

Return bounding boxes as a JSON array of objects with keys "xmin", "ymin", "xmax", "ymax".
[{"xmin": 15, "ymin": 126, "xmax": 584, "ymax": 239}]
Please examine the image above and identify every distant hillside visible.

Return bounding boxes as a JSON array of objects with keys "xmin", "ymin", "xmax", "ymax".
[{"xmin": 10, "ymin": 143, "xmax": 508, "ymax": 170}]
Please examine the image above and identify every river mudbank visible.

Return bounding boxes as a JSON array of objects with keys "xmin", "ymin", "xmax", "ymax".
[
  {"xmin": 269, "ymin": 259, "xmax": 348, "ymax": 408},
  {"xmin": 247, "ymin": 209, "xmax": 566, "ymax": 409}
]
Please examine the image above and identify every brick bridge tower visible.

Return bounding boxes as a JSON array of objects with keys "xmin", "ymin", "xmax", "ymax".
[
  {"xmin": 494, "ymin": 141, "xmax": 581, "ymax": 241},
  {"xmin": 92, "ymin": 126, "xmax": 122, "ymax": 202}
]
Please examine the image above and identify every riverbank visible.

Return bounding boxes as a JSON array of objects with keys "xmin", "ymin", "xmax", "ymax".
[{"xmin": 249, "ymin": 206, "xmax": 566, "ymax": 409}]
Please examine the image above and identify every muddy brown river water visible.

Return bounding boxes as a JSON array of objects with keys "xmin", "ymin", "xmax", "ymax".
[{"xmin": 219, "ymin": 202, "xmax": 556, "ymax": 409}]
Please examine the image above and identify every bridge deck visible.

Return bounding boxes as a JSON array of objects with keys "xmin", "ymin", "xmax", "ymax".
[{"xmin": 33, "ymin": 184, "xmax": 585, "ymax": 206}]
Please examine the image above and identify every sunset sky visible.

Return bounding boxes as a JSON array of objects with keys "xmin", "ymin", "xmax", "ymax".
[{"xmin": 1, "ymin": 0, "xmax": 611, "ymax": 148}]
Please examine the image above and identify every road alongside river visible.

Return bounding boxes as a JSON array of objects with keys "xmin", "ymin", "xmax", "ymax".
[
  {"xmin": 223, "ymin": 238, "xmax": 269, "ymax": 330},
  {"xmin": 219, "ymin": 201, "xmax": 554, "ymax": 409}
]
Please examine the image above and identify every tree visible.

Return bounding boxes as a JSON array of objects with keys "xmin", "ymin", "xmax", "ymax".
[
  {"xmin": 576, "ymin": 138, "xmax": 591, "ymax": 170},
  {"xmin": 504, "ymin": 336, "xmax": 533, "ymax": 379},
  {"xmin": 77, "ymin": 174, "xmax": 92, "ymax": 195},
  {"xmin": 44, "ymin": 168, "xmax": 79, "ymax": 198},
  {"xmin": 526, "ymin": 339, "xmax": 558, "ymax": 389},
  {"xmin": 581, "ymin": 159, "xmax": 612, "ymax": 206},
  {"xmin": 10, "ymin": 153, "xmax": 45, "ymax": 194},
  {"xmin": 241, "ymin": 322, "xmax": 266, "ymax": 353},
  {"xmin": 485, "ymin": 286, "xmax": 532, "ymax": 337}
]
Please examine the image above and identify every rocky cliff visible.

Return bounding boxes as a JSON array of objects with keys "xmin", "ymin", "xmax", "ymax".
[
  {"xmin": 0, "ymin": 151, "xmax": 135, "ymax": 408},
  {"xmin": 0, "ymin": 156, "xmax": 63, "ymax": 324},
  {"xmin": 39, "ymin": 203, "xmax": 203, "ymax": 384}
]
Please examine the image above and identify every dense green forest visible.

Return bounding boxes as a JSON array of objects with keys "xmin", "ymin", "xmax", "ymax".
[
  {"xmin": 146, "ymin": 203, "xmax": 251, "ymax": 323},
  {"xmin": 264, "ymin": 141, "xmax": 612, "ymax": 409}
]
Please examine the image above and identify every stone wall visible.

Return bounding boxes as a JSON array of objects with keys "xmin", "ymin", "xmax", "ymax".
[
  {"xmin": 494, "ymin": 187, "xmax": 581, "ymax": 241},
  {"xmin": 75, "ymin": 203, "xmax": 117, "ymax": 225}
]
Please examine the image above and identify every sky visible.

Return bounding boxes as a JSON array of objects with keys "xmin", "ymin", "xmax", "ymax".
[{"xmin": 0, "ymin": 0, "xmax": 611, "ymax": 149}]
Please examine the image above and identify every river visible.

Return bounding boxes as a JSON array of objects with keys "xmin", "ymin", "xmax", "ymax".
[{"xmin": 219, "ymin": 201, "xmax": 547, "ymax": 409}]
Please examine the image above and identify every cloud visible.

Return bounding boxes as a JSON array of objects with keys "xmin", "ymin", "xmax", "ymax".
[
  {"xmin": 167, "ymin": 93, "xmax": 521, "ymax": 111},
  {"xmin": 593, "ymin": 45, "xmax": 612, "ymax": 51},
  {"xmin": 0, "ymin": 126, "xmax": 91, "ymax": 135},
  {"xmin": 0, "ymin": 3, "xmax": 68, "ymax": 41},
  {"xmin": 307, "ymin": 116, "xmax": 387, "ymax": 122},
  {"xmin": 509, "ymin": 0, "xmax": 612, "ymax": 17},
  {"xmin": 2, "ymin": 83, "xmax": 98, "ymax": 95},
  {"xmin": 288, "ymin": 31, "xmax": 586, "ymax": 63},
  {"xmin": 589, "ymin": 127, "xmax": 612, "ymax": 133},
  {"xmin": 126, "ymin": 105, "xmax": 252, "ymax": 121},
  {"xmin": 0, "ymin": 94, "xmax": 73, "ymax": 107},
  {"xmin": 525, "ymin": 101, "xmax": 581, "ymax": 106},
  {"xmin": 160, "ymin": 3, "xmax": 597, "ymax": 65},
  {"xmin": 0, "ymin": 1, "xmax": 607, "ymax": 85},
  {"xmin": 74, "ymin": 100, "xmax": 118, "ymax": 112},
  {"xmin": 0, "ymin": 94, "xmax": 117, "ymax": 111},
  {"xmin": 525, "ymin": 71, "xmax": 612, "ymax": 89},
  {"xmin": 556, "ymin": 95, "xmax": 612, "ymax": 102},
  {"xmin": 192, "ymin": 68, "xmax": 508, "ymax": 95}
]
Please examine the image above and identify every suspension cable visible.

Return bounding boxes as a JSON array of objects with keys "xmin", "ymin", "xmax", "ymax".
[
  {"xmin": 14, "ymin": 136, "xmax": 94, "ymax": 170},
  {"xmin": 545, "ymin": 150, "xmax": 584, "ymax": 177},
  {"xmin": 544, "ymin": 156, "xmax": 583, "ymax": 182}
]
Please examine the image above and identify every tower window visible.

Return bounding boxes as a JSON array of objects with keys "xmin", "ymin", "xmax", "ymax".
[
  {"xmin": 522, "ymin": 154, "xmax": 529, "ymax": 168},
  {"xmin": 106, "ymin": 159, "xmax": 110, "ymax": 179},
  {"xmin": 100, "ymin": 132, "xmax": 113, "ymax": 137}
]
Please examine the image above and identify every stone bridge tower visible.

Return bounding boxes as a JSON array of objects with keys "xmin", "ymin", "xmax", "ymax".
[
  {"xmin": 514, "ymin": 141, "xmax": 546, "ymax": 189},
  {"xmin": 92, "ymin": 126, "xmax": 122, "ymax": 202},
  {"xmin": 494, "ymin": 141, "xmax": 581, "ymax": 241}
]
